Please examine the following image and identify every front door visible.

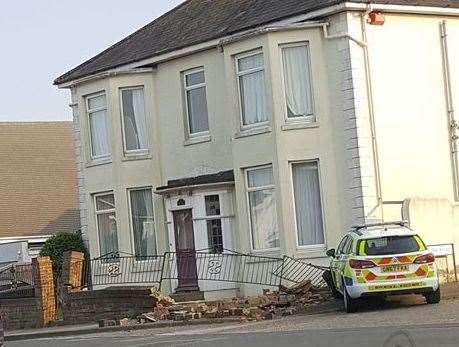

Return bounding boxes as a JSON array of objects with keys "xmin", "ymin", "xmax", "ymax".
[{"xmin": 172, "ymin": 209, "xmax": 199, "ymax": 291}]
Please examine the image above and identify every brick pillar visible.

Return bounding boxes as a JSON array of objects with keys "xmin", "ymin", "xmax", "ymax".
[
  {"xmin": 61, "ymin": 251, "xmax": 85, "ymax": 292},
  {"xmin": 32, "ymin": 256, "xmax": 56, "ymax": 327}
]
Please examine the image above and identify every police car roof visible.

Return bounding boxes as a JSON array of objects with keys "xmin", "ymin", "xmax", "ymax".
[{"xmin": 351, "ymin": 226, "xmax": 416, "ymax": 239}]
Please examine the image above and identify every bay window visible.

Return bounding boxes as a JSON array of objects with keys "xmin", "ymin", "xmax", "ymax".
[
  {"xmin": 129, "ymin": 188, "xmax": 156, "ymax": 257},
  {"xmin": 94, "ymin": 193, "xmax": 119, "ymax": 256},
  {"xmin": 246, "ymin": 166, "xmax": 279, "ymax": 250},
  {"xmin": 292, "ymin": 161, "xmax": 325, "ymax": 247},
  {"xmin": 87, "ymin": 93, "xmax": 110, "ymax": 159},
  {"xmin": 121, "ymin": 87, "xmax": 148, "ymax": 152},
  {"xmin": 236, "ymin": 51, "xmax": 268, "ymax": 127},
  {"xmin": 183, "ymin": 68, "xmax": 209, "ymax": 135},
  {"xmin": 281, "ymin": 43, "xmax": 315, "ymax": 121}
]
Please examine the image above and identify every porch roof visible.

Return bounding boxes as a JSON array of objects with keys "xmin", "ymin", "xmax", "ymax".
[{"xmin": 156, "ymin": 170, "xmax": 235, "ymax": 194}]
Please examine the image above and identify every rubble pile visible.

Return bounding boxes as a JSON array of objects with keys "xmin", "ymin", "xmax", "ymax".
[{"xmin": 136, "ymin": 282, "xmax": 332, "ymax": 324}]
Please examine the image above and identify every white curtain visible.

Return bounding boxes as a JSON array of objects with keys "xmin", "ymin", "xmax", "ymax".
[
  {"xmin": 249, "ymin": 190, "xmax": 279, "ymax": 249},
  {"xmin": 132, "ymin": 89, "xmax": 148, "ymax": 149},
  {"xmin": 238, "ymin": 54, "xmax": 267, "ymax": 125},
  {"xmin": 292, "ymin": 162, "xmax": 324, "ymax": 246},
  {"xmin": 97, "ymin": 212, "xmax": 119, "ymax": 255},
  {"xmin": 282, "ymin": 45, "xmax": 314, "ymax": 118},
  {"xmin": 122, "ymin": 89, "xmax": 147, "ymax": 151},
  {"xmin": 187, "ymin": 86, "xmax": 209, "ymax": 134},
  {"xmin": 130, "ymin": 189, "xmax": 156, "ymax": 257},
  {"xmin": 89, "ymin": 110, "xmax": 109, "ymax": 157}
]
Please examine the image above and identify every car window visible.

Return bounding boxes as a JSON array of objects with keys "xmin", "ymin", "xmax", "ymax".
[
  {"xmin": 343, "ymin": 237, "xmax": 354, "ymax": 255},
  {"xmin": 363, "ymin": 235, "xmax": 422, "ymax": 255},
  {"xmin": 336, "ymin": 236, "xmax": 349, "ymax": 255}
]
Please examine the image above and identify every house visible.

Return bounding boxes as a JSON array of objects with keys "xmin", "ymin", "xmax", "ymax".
[
  {"xmin": 54, "ymin": 0, "xmax": 459, "ymax": 298},
  {"xmin": 0, "ymin": 122, "xmax": 80, "ymax": 258}
]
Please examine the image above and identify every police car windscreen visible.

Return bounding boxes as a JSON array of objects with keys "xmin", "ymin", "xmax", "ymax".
[{"xmin": 364, "ymin": 236, "xmax": 420, "ymax": 256}]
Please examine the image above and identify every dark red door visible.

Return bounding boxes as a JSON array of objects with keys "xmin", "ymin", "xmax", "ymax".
[{"xmin": 173, "ymin": 209, "xmax": 199, "ymax": 291}]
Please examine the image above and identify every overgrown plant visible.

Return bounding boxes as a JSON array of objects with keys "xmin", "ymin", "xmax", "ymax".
[{"xmin": 39, "ymin": 231, "xmax": 88, "ymax": 279}]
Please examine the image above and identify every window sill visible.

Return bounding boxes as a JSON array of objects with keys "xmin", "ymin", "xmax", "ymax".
[
  {"xmin": 281, "ymin": 121, "xmax": 319, "ymax": 131},
  {"xmin": 86, "ymin": 157, "xmax": 112, "ymax": 168},
  {"xmin": 295, "ymin": 245, "xmax": 327, "ymax": 259},
  {"xmin": 122, "ymin": 152, "xmax": 152, "ymax": 162},
  {"xmin": 184, "ymin": 134, "xmax": 212, "ymax": 146},
  {"xmin": 234, "ymin": 126, "xmax": 271, "ymax": 139}
]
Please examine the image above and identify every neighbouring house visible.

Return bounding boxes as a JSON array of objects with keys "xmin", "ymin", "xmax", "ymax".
[
  {"xmin": 0, "ymin": 122, "xmax": 80, "ymax": 259},
  {"xmin": 54, "ymin": 0, "xmax": 459, "ymax": 298}
]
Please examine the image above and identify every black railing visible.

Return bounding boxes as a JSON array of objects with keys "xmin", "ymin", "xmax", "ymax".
[
  {"xmin": 0, "ymin": 263, "xmax": 35, "ymax": 298},
  {"xmin": 77, "ymin": 249, "xmax": 327, "ymax": 290}
]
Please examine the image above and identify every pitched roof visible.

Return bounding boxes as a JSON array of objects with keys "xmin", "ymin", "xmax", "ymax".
[
  {"xmin": 0, "ymin": 122, "xmax": 80, "ymax": 238},
  {"xmin": 54, "ymin": 0, "xmax": 459, "ymax": 85}
]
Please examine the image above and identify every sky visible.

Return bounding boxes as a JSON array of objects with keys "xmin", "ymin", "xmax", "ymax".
[{"xmin": 0, "ymin": 0, "xmax": 184, "ymax": 122}]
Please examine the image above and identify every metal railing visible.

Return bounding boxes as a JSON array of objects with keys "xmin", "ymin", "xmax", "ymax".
[
  {"xmin": 77, "ymin": 249, "xmax": 327, "ymax": 290},
  {"xmin": 0, "ymin": 263, "xmax": 35, "ymax": 298}
]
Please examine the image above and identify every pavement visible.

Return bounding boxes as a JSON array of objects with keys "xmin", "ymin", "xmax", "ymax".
[{"xmin": 5, "ymin": 296, "xmax": 459, "ymax": 346}]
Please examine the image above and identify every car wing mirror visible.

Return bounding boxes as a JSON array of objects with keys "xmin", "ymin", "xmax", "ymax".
[{"xmin": 326, "ymin": 248, "xmax": 336, "ymax": 258}]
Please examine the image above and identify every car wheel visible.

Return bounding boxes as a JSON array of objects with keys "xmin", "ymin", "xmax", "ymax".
[
  {"xmin": 424, "ymin": 287, "xmax": 441, "ymax": 304},
  {"xmin": 342, "ymin": 278, "xmax": 358, "ymax": 313}
]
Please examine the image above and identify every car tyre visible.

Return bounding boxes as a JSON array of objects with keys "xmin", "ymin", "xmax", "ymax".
[
  {"xmin": 342, "ymin": 278, "xmax": 358, "ymax": 313},
  {"xmin": 424, "ymin": 287, "xmax": 441, "ymax": 304}
]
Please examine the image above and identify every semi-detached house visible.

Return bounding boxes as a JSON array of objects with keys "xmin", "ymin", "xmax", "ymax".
[{"xmin": 55, "ymin": 0, "xmax": 459, "ymax": 298}]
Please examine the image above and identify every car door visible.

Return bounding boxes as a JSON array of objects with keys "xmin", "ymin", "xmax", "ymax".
[{"xmin": 331, "ymin": 235, "xmax": 349, "ymax": 292}]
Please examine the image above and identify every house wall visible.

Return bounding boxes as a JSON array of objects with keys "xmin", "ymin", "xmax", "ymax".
[{"xmin": 346, "ymin": 12, "xmax": 459, "ymax": 251}]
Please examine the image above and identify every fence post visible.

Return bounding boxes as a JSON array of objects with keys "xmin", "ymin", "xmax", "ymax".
[
  {"xmin": 32, "ymin": 256, "xmax": 56, "ymax": 327},
  {"xmin": 278, "ymin": 256, "xmax": 287, "ymax": 290},
  {"xmin": 61, "ymin": 251, "xmax": 85, "ymax": 292},
  {"xmin": 158, "ymin": 253, "xmax": 168, "ymax": 291}
]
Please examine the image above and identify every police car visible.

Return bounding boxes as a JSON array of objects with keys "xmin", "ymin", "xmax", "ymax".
[{"xmin": 325, "ymin": 222, "xmax": 440, "ymax": 313}]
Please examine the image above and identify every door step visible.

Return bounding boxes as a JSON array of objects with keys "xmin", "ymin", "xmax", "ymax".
[{"xmin": 171, "ymin": 291, "xmax": 205, "ymax": 303}]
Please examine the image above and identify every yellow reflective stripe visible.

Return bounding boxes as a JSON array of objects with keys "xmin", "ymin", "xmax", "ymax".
[
  {"xmin": 358, "ymin": 240, "xmax": 366, "ymax": 256},
  {"xmin": 414, "ymin": 235, "xmax": 427, "ymax": 251}
]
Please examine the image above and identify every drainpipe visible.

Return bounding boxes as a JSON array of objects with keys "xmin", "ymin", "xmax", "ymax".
[
  {"xmin": 440, "ymin": 21, "xmax": 459, "ymax": 202},
  {"xmin": 321, "ymin": 12, "xmax": 385, "ymax": 221}
]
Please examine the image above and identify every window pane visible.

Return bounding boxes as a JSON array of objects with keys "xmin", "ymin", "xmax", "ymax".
[
  {"xmin": 130, "ymin": 189, "xmax": 156, "ymax": 257},
  {"xmin": 205, "ymin": 195, "xmax": 220, "ymax": 216},
  {"xmin": 247, "ymin": 167, "xmax": 273, "ymax": 188},
  {"xmin": 187, "ymin": 86, "xmax": 209, "ymax": 133},
  {"xmin": 186, "ymin": 71, "xmax": 205, "ymax": 86},
  {"xmin": 292, "ymin": 162, "xmax": 324, "ymax": 246},
  {"xmin": 238, "ymin": 53, "xmax": 263, "ymax": 72},
  {"xmin": 239, "ymin": 71, "xmax": 267, "ymax": 125},
  {"xmin": 89, "ymin": 109, "xmax": 110, "ymax": 157},
  {"xmin": 96, "ymin": 194, "xmax": 115, "ymax": 211},
  {"xmin": 207, "ymin": 219, "xmax": 223, "ymax": 254},
  {"xmin": 97, "ymin": 211, "xmax": 119, "ymax": 256},
  {"xmin": 88, "ymin": 94, "xmax": 106, "ymax": 110},
  {"xmin": 249, "ymin": 190, "xmax": 279, "ymax": 249},
  {"xmin": 122, "ymin": 88, "xmax": 148, "ymax": 151},
  {"xmin": 364, "ymin": 236, "xmax": 420, "ymax": 256},
  {"xmin": 282, "ymin": 45, "xmax": 314, "ymax": 119}
]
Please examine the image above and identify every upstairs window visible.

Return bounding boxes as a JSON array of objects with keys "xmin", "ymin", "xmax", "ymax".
[
  {"xmin": 121, "ymin": 87, "xmax": 148, "ymax": 152},
  {"xmin": 281, "ymin": 43, "xmax": 315, "ymax": 121},
  {"xmin": 183, "ymin": 68, "xmax": 209, "ymax": 135},
  {"xmin": 87, "ymin": 93, "xmax": 110, "ymax": 159},
  {"xmin": 246, "ymin": 166, "xmax": 279, "ymax": 250},
  {"xmin": 236, "ymin": 51, "xmax": 268, "ymax": 127}
]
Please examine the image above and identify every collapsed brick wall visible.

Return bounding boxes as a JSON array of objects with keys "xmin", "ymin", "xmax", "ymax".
[
  {"xmin": 61, "ymin": 288, "xmax": 156, "ymax": 325},
  {"xmin": 0, "ymin": 297, "xmax": 40, "ymax": 330}
]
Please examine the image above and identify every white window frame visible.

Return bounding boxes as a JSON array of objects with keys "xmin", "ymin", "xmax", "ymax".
[
  {"xmin": 119, "ymin": 86, "xmax": 149, "ymax": 155},
  {"xmin": 289, "ymin": 159, "xmax": 327, "ymax": 251},
  {"xmin": 93, "ymin": 192, "xmax": 118, "ymax": 257},
  {"xmin": 127, "ymin": 187, "xmax": 158, "ymax": 260},
  {"xmin": 235, "ymin": 50, "xmax": 269, "ymax": 130},
  {"xmin": 86, "ymin": 92, "xmax": 110, "ymax": 161},
  {"xmin": 245, "ymin": 165, "xmax": 280, "ymax": 252},
  {"xmin": 182, "ymin": 67, "xmax": 210, "ymax": 138},
  {"xmin": 280, "ymin": 42, "xmax": 316, "ymax": 124},
  {"xmin": 204, "ymin": 194, "xmax": 224, "ymax": 253}
]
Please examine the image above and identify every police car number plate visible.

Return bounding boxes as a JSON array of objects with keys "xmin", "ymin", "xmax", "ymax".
[{"xmin": 382, "ymin": 264, "xmax": 408, "ymax": 273}]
